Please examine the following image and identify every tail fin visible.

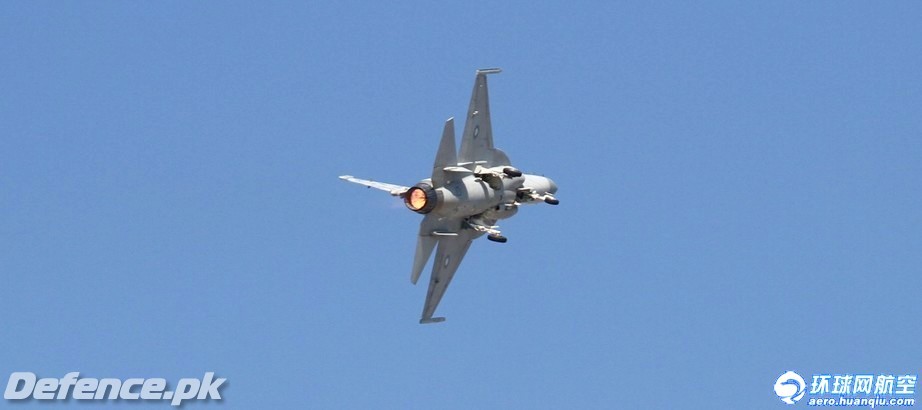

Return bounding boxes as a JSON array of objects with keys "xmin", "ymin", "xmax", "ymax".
[{"xmin": 431, "ymin": 117, "xmax": 457, "ymax": 187}]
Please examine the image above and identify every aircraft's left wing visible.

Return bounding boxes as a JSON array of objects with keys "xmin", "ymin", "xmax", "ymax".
[
  {"xmin": 339, "ymin": 175, "xmax": 409, "ymax": 196},
  {"xmin": 419, "ymin": 227, "xmax": 476, "ymax": 324}
]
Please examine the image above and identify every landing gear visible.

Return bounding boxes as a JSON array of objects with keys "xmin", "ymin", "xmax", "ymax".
[
  {"xmin": 468, "ymin": 219, "xmax": 507, "ymax": 243},
  {"xmin": 517, "ymin": 187, "xmax": 559, "ymax": 205}
]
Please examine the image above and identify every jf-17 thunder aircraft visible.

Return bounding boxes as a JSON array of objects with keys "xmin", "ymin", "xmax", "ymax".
[{"xmin": 339, "ymin": 68, "xmax": 558, "ymax": 324}]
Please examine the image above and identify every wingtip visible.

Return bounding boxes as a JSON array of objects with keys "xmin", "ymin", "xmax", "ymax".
[
  {"xmin": 419, "ymin": 317, "xmax": 446, "ymax": 324},
  {"xmin": 339, "ymin": 175, "xmax": 353, "ymax": 180}
]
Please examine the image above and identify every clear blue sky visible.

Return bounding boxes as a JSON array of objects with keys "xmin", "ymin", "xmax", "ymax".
[{"xmin": 2, "ymin": 2, "xmax": 920, "ymax": 409}]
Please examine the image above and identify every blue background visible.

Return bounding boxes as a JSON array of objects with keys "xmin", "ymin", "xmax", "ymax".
[{"xmin": 1, "ymin": 2, "xmax": 920, "ymax": 409}]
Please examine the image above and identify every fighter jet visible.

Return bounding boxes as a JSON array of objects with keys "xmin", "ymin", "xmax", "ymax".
[{"xmin": 339, "ymin": 68, "xmax": 559, "ymax": 324}]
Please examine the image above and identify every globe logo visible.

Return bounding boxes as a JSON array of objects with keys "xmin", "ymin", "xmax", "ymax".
[{"xmin": 774, "ymin": 371, "xmax": 806, "ymax": 404}]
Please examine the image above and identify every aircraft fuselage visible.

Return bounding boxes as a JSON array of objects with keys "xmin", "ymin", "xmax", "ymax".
[
  {"xmin": 405, "ymin": 168, "xmax": 557, "ymax": 221},
  {"xmin": 339, "ymin": 68, "xmax": 559, "ymax": 323}
]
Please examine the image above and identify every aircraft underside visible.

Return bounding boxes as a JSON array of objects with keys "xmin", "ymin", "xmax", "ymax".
[{"xmin": 340, "ymin": 68, "xmax": 558, "ymax": 323}]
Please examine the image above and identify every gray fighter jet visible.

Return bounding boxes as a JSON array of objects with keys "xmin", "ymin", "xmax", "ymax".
[{"xmin": 340, "ymin": 68, "xmax": 558, "ymax": 324}]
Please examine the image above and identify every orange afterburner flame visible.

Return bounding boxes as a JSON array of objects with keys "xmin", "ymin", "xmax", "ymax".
[
  {"xmin": 406, "ymin": 188, "xmax": 428, "ymax": 211},
  {"xmin": 404, "ymin": 184, "xmax": 437, "ymax": 214}
]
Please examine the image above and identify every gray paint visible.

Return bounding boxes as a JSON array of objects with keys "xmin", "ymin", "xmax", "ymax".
[{"xmin": 340, "ymin": 69, "xmax": 559, "ymax": 323}]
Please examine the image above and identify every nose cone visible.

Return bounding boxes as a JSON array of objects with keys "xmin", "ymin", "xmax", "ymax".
[
  {"xmin": 547, "ymin": 178, "xmax": 558, "ymax": 194},
  {"xmin": 523, "ymin": 174, "xmax": 557, "ymax": 195}
]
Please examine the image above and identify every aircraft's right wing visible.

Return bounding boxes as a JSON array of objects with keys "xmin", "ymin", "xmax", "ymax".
[{"xmin": 338, "ymin": 175, "xmax": 409, "ymax": 196}]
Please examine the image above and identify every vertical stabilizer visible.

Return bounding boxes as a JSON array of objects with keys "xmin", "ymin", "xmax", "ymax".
[{"xmin": 431, "ymin": 117, "xmax": 457, "ymax": 187}]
